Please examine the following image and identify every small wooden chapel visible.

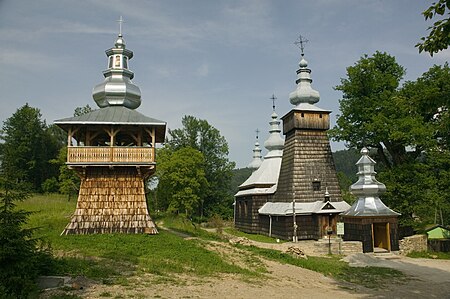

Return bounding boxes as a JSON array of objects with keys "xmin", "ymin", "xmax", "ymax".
[{"xmin": 55, "ymin": 26, "xmax": 166, "ymax": 235}]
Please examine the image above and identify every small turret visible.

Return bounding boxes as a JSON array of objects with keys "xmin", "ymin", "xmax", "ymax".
[
  {"xmin": 342, "ymin": 148, "xmax": 400, "ymax": 216},
  {"xmin": 92, "ymin": 21, "xmax": 142, "ymax": 109},
  {"xmin": 247, "ymin": 130, "xmax": 263, "ymax": 170}
]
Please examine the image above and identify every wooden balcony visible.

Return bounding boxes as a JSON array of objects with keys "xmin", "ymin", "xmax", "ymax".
[{"xmin": 67, "ymin": 146, "xmax": 155, "ymax": 165}]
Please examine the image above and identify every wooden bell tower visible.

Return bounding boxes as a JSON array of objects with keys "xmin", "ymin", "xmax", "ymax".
[{"xmin": 55, "ymin": 28, "xmax": 166, "ymax": 235}]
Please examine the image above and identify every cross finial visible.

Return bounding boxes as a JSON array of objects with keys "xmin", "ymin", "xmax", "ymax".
[
  {"xmin": 117, "ymin": 16, "xmax": 124, "ymax": 36},
  {"xmin": 294, "ymin": 35, "xmax": 309, "ymax": 56},
  {"xmin": 269, "ymin": 94, "xmax": 277, "ymax": 111},
  {"xmin": 255, "ymin": 128, "xmax": 260, "ymax": 140}
]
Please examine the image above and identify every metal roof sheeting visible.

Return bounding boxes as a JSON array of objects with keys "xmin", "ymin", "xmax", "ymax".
[
  {"xmin": 258, "ymin": 200, "xmax": 351, "ymax": 216},
  {"xmin": 55, "ymin": 106, "xmax": 165, "ymax": 125}
]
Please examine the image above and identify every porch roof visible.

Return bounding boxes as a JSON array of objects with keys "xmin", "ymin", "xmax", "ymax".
[{"xmin": 258, "ymin": 200, "xmax": 351, "ymax": 216}]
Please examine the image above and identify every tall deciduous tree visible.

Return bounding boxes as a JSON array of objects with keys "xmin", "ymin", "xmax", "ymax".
[
  {"xmin": 331, "ymin": 52, "xmax": 450, "ymax": 227},
  {"xmin": 164, "ymin": 116, "xmax": 235, "ymax": 218},
  {"xmin": 0, "ymin": 104, "xmax": 60, "ymax": 191},
  {"xmin": 156, "ymin": 147, "xmax": 208, "ymax": 218},
  {"xmin": 416, "ymin": 0, "xmax": 450, "ymax": 56}
]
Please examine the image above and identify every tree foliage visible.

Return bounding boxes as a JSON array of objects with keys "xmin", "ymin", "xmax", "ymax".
[
  {"xmin": 161, "ymin": 115, "xmax": 235, "ymax": 218},
  {"xmin": 331, "ymin": 52, "xmax": 450, "ymax": 227},
  {"xmin": 156, "ymin": 147, "xmax": 208, "ymax": 218},
  {"xmin": 0, "ymin": 104, "xmax": 60, "ymax": 192},
  {"xmin": 416, "ymin": 0, "xmax": 450, "ymax": 56},
  {"xmin": 0, "ymin": 144, "xmax": 52, "ymax": 297}
]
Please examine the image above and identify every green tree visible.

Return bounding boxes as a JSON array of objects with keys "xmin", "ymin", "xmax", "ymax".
[
  {"xmin": 416, "ymin": 0, "xmax": 450, "ymax": 56},
  {"xmin": 330, "ymin": 52, "xmax": 433, "ymax": 168},
  {"xmin": 331, "ymin": 52, "xmax": 450, "ymax": 227},
  {"xmin": 230, "ymin": 168, "xmax": 253, "ymax": 194},
  {"xmin": 165, "ymin": 116, "xmax": 235, "ymax": 218},
  {"xmin": 0, "ymin": 146, "xmax": 52, "ymax": 297},
  {"xmin": 0, "ymin": 104, "xmax": 60, "ymax": 191},
  {"xmin": 74, "ymin": 104, "xmax": 93, "ymax": 117},
  {"xmin": 52, "ymin": 148, "xmax": 80, "ymax": 200},
  {"xmin": 156, "ymin": 147, "xmax": 208, "ymax": 218}
]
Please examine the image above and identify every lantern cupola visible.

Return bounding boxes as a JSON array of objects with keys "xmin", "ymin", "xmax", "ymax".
[{"xmin": 93, "ymin": 28, "xmax": 142, "ymax": 109}]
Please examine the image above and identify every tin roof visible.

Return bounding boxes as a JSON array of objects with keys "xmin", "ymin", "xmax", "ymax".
[
  {"xmin": 341, "ymin": 197, "xmax": 400, "ymax": 217},
  {"xmin": 258, "ymin": 200, "xmax": 350, "ymax": 216},
  {"xmin": 54, "ymin": 106, "xmax": 166, "ymax": 142},
  {"xmin": 343, "ymin": 148, "xmax": 400, "ymax": 217},
  {"xmin": 236, "ymin": 110, "xmax": 284, "ymax": 197}
]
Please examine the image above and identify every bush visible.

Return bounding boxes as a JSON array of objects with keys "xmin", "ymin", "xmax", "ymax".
[{"xmin": 42, "ymin": 177, "xmax": 60, "ymax": 194}]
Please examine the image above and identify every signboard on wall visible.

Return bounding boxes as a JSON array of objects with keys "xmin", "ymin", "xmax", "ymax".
[{"xmin": 337, "ymin": 222, "xmax": 345, "ymax": 235}]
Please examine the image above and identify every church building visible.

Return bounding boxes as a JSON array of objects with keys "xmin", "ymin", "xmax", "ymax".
[{"xmin": 235, "ymin": 41, "xmax": 350, "ymax": 240}]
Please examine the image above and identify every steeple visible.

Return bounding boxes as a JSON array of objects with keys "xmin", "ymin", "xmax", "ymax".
[
  {"xmin": 264, "ymin": 111, "xmax": 284, "ymax": 158},
  {"xmin": 342, "ymin": 148, "xmax": 400, "ymax": 216},
  {"xmin": 289, "ymin": 36, "xmax": 320, "ymax": 107},
  {"xmin": 93, "ymin": 18, "xmax": 142, "ymax": 110},
  {"xmin": 247, "ymin": 129, "xmax": 263, "ymax": 170}
]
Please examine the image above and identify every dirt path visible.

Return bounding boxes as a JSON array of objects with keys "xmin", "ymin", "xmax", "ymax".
[
  {"xmin": 45, "ymin": 234, "xmax": 450, "ymax": 299},
  {"xmin": 345, "ymin": 253, "xmax": 450, "ymax": 299}
]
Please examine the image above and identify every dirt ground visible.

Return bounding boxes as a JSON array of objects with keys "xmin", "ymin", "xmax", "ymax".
[{"xmin": 49, "ymin": 237, "xmax": 450, "ymax": 299}]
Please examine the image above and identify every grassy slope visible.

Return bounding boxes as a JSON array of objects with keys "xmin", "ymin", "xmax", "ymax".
[
  {"xmin": 19, "ymin": 194, "xmax": 258, "ymax": 281},
  {"xmin": 19, "ymin": 194, "xmax": 406, "ymax": 290}
]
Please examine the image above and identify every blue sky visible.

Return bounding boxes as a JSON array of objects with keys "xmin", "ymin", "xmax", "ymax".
[{"xmin": 0, "ymin": 0, "xmax": 448, "ymax": 168}]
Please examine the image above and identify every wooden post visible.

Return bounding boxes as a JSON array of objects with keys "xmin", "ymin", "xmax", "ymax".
[{"xmin": 151, "ymin": 128, "xmax": 156, "ymax": 147}]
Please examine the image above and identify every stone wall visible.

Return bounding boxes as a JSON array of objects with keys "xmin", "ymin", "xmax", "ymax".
[
  {"xmin": 312, "ymin": 238, "xmax": 362, "ymax": 255},
  {"xmin": 399, "ymin": 234, "xmax": 427, "ymax": 255}
]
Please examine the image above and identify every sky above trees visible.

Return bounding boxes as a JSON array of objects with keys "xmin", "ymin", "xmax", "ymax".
[{"xmin": 0, "ymin": 0, "xmax": 449, "ymax": 167}]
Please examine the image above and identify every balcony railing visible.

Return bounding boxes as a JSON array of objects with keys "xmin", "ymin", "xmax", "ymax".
[{"xmin": 67, "ymin": 146, "xmax": 154, "ymax": 164}]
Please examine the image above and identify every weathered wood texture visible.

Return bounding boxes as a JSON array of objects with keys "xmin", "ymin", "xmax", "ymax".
[
  {"xmin": 67, "ymin": 146, "xmax": 154, "ymax": 164},
  {"xmin": 342, "ymin": 216, "xmax": 399, "ymax": 252},
  {"xmin": 234, "ymin": 195, "xmax": 271, "ymax": 234},
  {"xmin": 259, "ymin": 214, "xmax": 319, "ymax": 240},
  {"xmin": 282, "ymin": 110, "xmax": 330, "ymax": 133},
  {"xmin": 273, "ymin": 129, "xmax": 342, "ymax": 203},
  {"xmin": 62, "ymin": 167, "xmax": 157, "ymax": 235}
]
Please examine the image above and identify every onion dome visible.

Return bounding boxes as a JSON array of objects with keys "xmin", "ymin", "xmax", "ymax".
[
  {"xmin": 289, "ymin": 54, "xmax": 320, "ymax": 106},
  {"xmin": 248, "ymin": 132, "xmax": 263, "ymax": 170},
  {"xmin": 92, "ymin": 32, "xmax": 142, "ymax": 109},
  {"xmin": 264, "ymin": 111, "xmax": 284, "ymax": 158},
  {"xmin": 342, "ymin": 148, "xmax": 400, "ymax": 216}
]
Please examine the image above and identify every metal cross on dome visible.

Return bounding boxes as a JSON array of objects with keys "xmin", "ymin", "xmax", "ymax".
[
  {"xmin": 255, "ymin": 128, "xmax": 260, "ymax": 140},
  {"xmin": 294, "ymin": 35, "xmax": 309, "ymax": 56},
  {"xmin": 117, "ymin": 16, "xmax": 124, "ymax": 36},
  {"xmin": 269, "ymin": 94, "xmax": 277, "ymax": 111}
]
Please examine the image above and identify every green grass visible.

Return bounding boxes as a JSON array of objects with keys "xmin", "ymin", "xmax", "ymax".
[
  {"xmin": 236, "ymin": 245, "xmax": 405, "ymax": 289},
  {"xmin": 157, "ymin": 215, "xmax": 224, "ymax": 241},
  {"xmin": 407, "ymin": 251, "xmax": 450, "ymax": 259},
  {"xmin": 224, "ymin": 227, "xmax": 284, "ymax": 244},
  {"xmin": 17, "ymin": 194, "xmax": 406, "ymax": 290},
  {"xmin": 17, "ymin": 194, "xmax": 259, "ymax": 281}
]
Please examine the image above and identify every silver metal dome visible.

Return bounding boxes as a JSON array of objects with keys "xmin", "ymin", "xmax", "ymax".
[
  {"xmin": 289, "ymin": 55, "xmax": 320, "ymax": 106},
  {"xmin": 92, "ymin": 33, "xmax": 142, "ymax": 110}
]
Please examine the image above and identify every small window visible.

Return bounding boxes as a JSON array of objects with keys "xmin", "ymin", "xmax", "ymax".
[
  {"xmin": 301, "ymin": 113, "xmax": 305, "ymax": 117},
  {"xmin": 108, "ymin": 56, "xmax": 113, "ymax": 68},
  {"xmin": 319, "ymin": 114, "xmax": 323, "ymax": 118},
  {"xmin": 312, "ymin": 181, "xmax": 321, "ymax": 191},
  {"xmin": 115, "ymin": 55, "xmax": 121, "ymax": 67},
  {"xmin": 123, "ymin": 57, "xmax": 128, "ymax": 69}
]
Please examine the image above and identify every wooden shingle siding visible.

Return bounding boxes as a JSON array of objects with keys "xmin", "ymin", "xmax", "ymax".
[
  {"xmin": 274, "ymin": 129, "xmax": 342, "ymax": 203},
  {"xmin": 61, "ymin": 167, "xmax": 157, "ymax": 235}
]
